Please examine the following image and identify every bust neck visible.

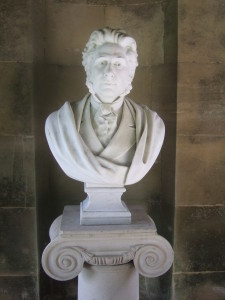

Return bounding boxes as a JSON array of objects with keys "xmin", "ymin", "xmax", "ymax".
[{"xmin": 90, "ymin": 94, "xmax": 124, "ymax": 116}]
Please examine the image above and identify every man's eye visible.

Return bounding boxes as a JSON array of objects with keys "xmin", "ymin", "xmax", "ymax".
[{"xmin": 114, "ymin": 61, "xmax": 124, "ymax": 68}]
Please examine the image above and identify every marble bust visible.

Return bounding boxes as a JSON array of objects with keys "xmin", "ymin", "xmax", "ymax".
[
  {"xmin": 45, "ymin": 28, "xmax": 165, "ymax": 187},
  {"xmin": 42, "ymin": 30, "xmax": 173, "ymax": 286},
  {"xmin": 42, "ymin": 28, "xmax": 173, "ymax": 287}
]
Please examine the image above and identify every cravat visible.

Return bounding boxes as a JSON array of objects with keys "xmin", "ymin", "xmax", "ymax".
[{"xmin": 93, "ymin": 103, "xmax": 118, "ymax": 147}]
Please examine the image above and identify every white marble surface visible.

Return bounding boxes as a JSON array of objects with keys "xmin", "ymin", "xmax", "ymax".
[
  {"xmin": 80, "ymin": 185, "xmax": 131, "ymax": 225},
  {"xmin": 45, "ymin": 27, "xmax": 165, "ymax": 225},
  {"xmin": 45, "ymin": 28, "xmax": 165, "ymax": 187},
  {"xmin": 45, "ymin": 95, "xmax": 165, "ymax": 186},
  {"xmin": 61, "ymin": 205, "xmax": 156, "ymax": 233},
  {"xmin": 78, "ymin": 263, "xmax": 139, "ymax": 300},
  {"xmin": 42, "ymin": 205, "xmax": 173, "ymax": 281}
]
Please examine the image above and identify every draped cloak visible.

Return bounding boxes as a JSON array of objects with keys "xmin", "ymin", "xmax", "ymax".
[{"xmin": 45, "ymin": 94, "xmax": 165, "ymax": 186}]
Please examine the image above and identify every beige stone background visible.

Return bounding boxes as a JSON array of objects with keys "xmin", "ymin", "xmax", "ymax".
[{"xmin": 0, "ymin": 0, "xmax": 224, "ymax": 299}]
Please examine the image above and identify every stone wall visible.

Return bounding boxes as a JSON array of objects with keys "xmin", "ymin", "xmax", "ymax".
[
  {"xmin": 1, "ymin": 1, "xmax": 224, "ymax": 300},
  {"xmin": 0, "ymin": 0, "xmax": 38, "ymax": 299},
  {"xmin": 174, "ymin": 1, "xmax": 225, "ymax": 299},
  {"xmin": 34, "ymin": 1, "xmax": 177, "ymax": 299}
]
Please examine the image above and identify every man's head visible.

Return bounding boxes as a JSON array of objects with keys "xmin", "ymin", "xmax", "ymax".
[{"xmin": 82, "ymin": 27, "xmax": 138, "ymax": 103}]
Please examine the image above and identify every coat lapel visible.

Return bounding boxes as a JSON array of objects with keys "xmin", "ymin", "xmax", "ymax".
[
  {"xmin": 100, "ymin": 101, "xmax": 136, "ymax": 161},
  {"xmin": 79, "ymin": 97, "xmax": 104, "ymax": 154}
]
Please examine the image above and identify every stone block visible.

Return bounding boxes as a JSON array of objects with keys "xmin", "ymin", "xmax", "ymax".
[
  {"xmin": 87, "ymin": 0, "xmax": 163, "ymax": 4},
  {"xmin": 0, "ymin": 136, "xmax": 25, "ymax": 207},
  {"xmin": 23, "ymin": 136, "xmax": 36, "ymax": 207},
  {"xmin": 150, "ymin": 64, "xmax": 177, "ymax": 113},
  {"xmin": 163, "ymin": 0, "xmax": 178, "ymax": 64},
  {"xmin": 177, "ymin": 63, "xmax": 225, "ymax": 135},
  {"xmin": 151, "ymin": 67, "xmax": 177, "ymax": 204},
  {"xmin": 105, "ymin": 3, "xmax": 164, "ymax": 66},
  {"xmin": 0, "ymin": 136, "xmax": 35, "ymax": 207},
  {"xmin": 34, "ymin": 64, "xmax": 87, "ymax": 122},
  {"xmin": 178, "ymin": 63, "xmax": 225, "ymax": 95},
  {"xmin": 0, "ymin": 208, "xmax": 37, "ymax": 274},
  {"xmin": 177, "ymin": 94, "xmax": 225, "ymax": 136},
  {"xmin": 45, "ymin": 3, "xmax": 105, "ymax": 65},
  {"xmin": 129, "ymin": 66, "xmax": 152, "ymax": 107},
  {"xmin": 40, "ymin": 271, "xmax": 77, "ymax": 300},
  {"xmin": 174, "ymin": 272, "xmax": 225, "ymax": 300},
  {"xmin": 51, "ymin": 279, "xmax": 78, "ymax": 300},
  {"xmin": 0, "ymin": 0, "xmax": 33, "ymax": 62},
  {"xmin": 0, "ymin": 276, "xmax": 38, "ymax": 300},
  {"xmin": 176, "ymin": 136, "xmax": 225, "ymax": 206},
  {"xmin": 144, "ymin": 271, "xmax": 173, "ymax": 300},
  {"xmin": 56, "ymin": 0, "xmax": 85, "ymax": 3},
  {"xmin": 0, "ymin": 62, "xmax": 33, "ymax": 135},
  {"xmin": 178, "ymin": 0, "xmax": 225, "ymax": 63},
  {"xmin": 174, "ymin": 206, "xmax": 225, "ymax": 272},
  {"xmin": 32, "ymin": 0, "xmax": 45, "ymax": 62},
  {"xmin": 149, "ymin": 65, "xmax": 176, "ymax": 212},
  {"xmin": 161, "ymin": 118, "xmax": 176, "ymax": 209}
]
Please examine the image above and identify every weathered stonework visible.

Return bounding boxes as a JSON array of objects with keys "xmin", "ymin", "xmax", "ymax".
[
  {"xmin": 174, "ymin": 272, "xmax": 225, "ymax": 300},
  {"xmin": 45, "ymin": 3, "xmax": 105, "ymax": 65},
  {"xmin": 178, "ymin": 0, "xmax": 225, "ymax": 63},
  {"xmin": 176, "ymin": 136, "xmax": 225, "ymax": 205},
  {"xmin": 175, "ymin": 1, "xmax": 225, "ymax": 299},
  {"xmin": 174, "ymin": 206, "xmax": 225, "ymax": 272},
  {"xmin": 0, "ymin": 63, "xmax": 33, "ymax": 135},
  {"xmin": 0, "ymin": 208, "xmax": 37, "ymax": 274},
  {"xmin": 0, "ymin": 1, "xmax": 37, "ymax": 299},
  {"xmin": 0, "ymin": 0, "xmax": 33, "ymax": 62},
  {"xmin": 0, "ymin": 276, "xmax": 38, "ymax": 300}
]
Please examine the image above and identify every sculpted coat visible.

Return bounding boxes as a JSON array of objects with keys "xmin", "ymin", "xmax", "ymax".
[{"xmin": 45, "ymin": 94, "xmax": 165, "ymax": 186}]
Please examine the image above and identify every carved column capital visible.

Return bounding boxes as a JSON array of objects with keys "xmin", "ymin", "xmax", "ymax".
[
  {"xmin": 42, "ymin": 241, "xmax": 85, "ymax": 281},
  {"xmin": 133, "ymin": 236, "xmax": 174, "ymax": 277},
  {"xmin": 42, "ymin": 206, "xmax": 174, "ymax": 281},
  {"xmin": 42, "ymin": 239, "xmax": 173, "ymax": 281}
]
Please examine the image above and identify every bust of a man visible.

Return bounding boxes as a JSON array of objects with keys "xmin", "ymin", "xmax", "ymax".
[{"xmin": 45, "ymin": 28, "xmax": 165, "ymax": 186}]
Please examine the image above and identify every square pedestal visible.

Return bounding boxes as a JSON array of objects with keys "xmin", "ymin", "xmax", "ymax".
[
  {"xmin": 80, "ymin": 201, "xmax": 131, "ymax": 225},
  {"xmin": 61, "ymin": 205, "xmax": 156, "ymax": 238},
  {"xmin": 80, "ymin": 185, "xmax": 131, "ymax": 225}
]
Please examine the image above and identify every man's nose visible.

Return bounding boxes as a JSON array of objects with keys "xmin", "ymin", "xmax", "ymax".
[{"xmin": 104, "ymin": 63, "xmax": 115, "ymax": 79}]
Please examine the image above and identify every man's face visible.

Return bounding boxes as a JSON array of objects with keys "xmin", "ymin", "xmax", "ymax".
[{"xmin": 89, "ymin": 43, "xmax": 132, "ymax": 103}]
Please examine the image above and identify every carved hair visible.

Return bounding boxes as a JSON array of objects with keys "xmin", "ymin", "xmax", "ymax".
[{"xmin": 82, "ymin": 27, "xmax": 138, "ymax": 89}]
